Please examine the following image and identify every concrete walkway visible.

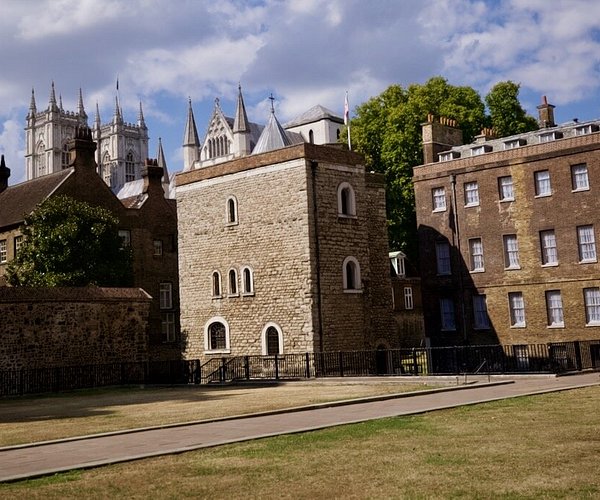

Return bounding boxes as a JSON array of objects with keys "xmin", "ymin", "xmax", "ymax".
[{"xmin": 1, "ymin": 372, "xmax": 598, "ymax": 482}]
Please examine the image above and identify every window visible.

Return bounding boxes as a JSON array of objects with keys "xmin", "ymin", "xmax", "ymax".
[
  {"xmin": 262, "ymin": 322, "xmax": 283, "ymax": 355},
  {"xmin": 35, "ymin": 142, "xmax": 46, "ymax": 177},
  {"xmin": 204, "ymin": 317, "xmax": 230, "ymax": 352},
  {"xmin": 228, "ymin": 268, "xmax": 238, "ymax": 296},
  {"xmin": 0, "ymin": 240, "xmax": 6, "ymax": 263},
  {"xmin": 337, "ymin": 182, "xmax": 356, "ymax": 217},
  {"xmin": 226, "ymin": 196, "xmax": 238, "ymax": 225},
  {"xmin": 241, "ymin": 266, "xmax": 254, "ymax": 295},
  {"xmin": 342, "ymin": 257, "xmax": 361, "ymax": 292},
  {"xmin": 212, "ymin": 271, "xmax": 222, "ymax": 297},
  {"xmin": 540, "ymin": 230, "xmax": 558, "ymax": 265},
  {"xmin": 432, "ymin": 187, "xmax": 446, "ymax": 211},
  {"xmin": 390, "ymin": 252, "xmax": 406, "ymax": 277},
  {"xmin": 159, "ymin": 282, "xmax": 172, "ymax": 309},
  {"xmin": 513, "ymin": 345, "xmax": 530, "ymax": 370},
  {"xmin": 118, "ymin": 230, "xmax": 131, "ymax": 247},
  {"xmin": 508, "ymin": 292, "xmax": 526, "ymax": 327},
  {"xmin": 473, "ymin": 295, "xmax": 490, "ymax": 329},
  {"xmin": 468, "ymin": 238, "xmax": 484, "ymax": 272},
  {"xmin": 153, "ymin": 240, "xmax": 163, "ymax": 256},
  {"xmin": 471, "ymin": 146, "xmax": 485, "ymax": 156},
  {"xmin": 577, "ymin": 225, "xmax": 597, "ymax": 262},
  {"xmin": 308, "ymin": 129, "xmax": 314, "ymax": 143},
  {"xmin": 102, "ymin": 152, "xmax": 112, "ymax": 186},
  {"xmin": 571, "ymin": 164, "xmax": 589, "ymax": 191},
  {"xmin": 498, "ymin": 176, "xmax": 514, "ymax": 201},
  {"xmin": 440, "ymin": 298, "xmax": 456, "ymax": 331},
  {"xmin": 504, "ymin": 139, "xmax": 525, "ymax": 150},
  {"xmin": 125, "ymin": 152, "xmax": 135, "ymax": 182},
  {"xmin": 546, "ymin": 290, "xmax": 564, "ymax": 327},
  {"xmin": 14, "ymin": 236, "xmax": 23, "ymax": 257},
  {"xmin": 534, "ymin": 170, "xmax": 551, "ymax": 197},
  {"xmin": 404, "ymin": 287, "xmax": 414, "ymax": 310},
  {"xmin": 584, "ymin": 288, "xmax": 600, "ymax": 325},
  {"xmin": 435, "ymin": 241, "xmax": 451, "ymax": 275},
  {"xmin": 539, "ymin": 132, "xmax": 561, "ymax": 143},
  {"xmin": 62, "ymin": 142, "xmax": 70, "ymax": 168},
  {"xmin": 161, "ymin": 313, "xmax": 176, "ymax": 342},
  {"xmin": 464, "ymin": 182, "xmax": 479, "ymax": 206},
  {"xmin": 503, "ymin": 234, "xmax": 520, "ymax": 269}
]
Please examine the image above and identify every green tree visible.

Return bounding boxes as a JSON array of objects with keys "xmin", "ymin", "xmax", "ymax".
[
  {"xmin": 485, "ymin": 81, "xmax": 538, "ymax": 137},
  {"xmin": 6, "ymin": 195, "xmax": 132, "ymax": 287}
]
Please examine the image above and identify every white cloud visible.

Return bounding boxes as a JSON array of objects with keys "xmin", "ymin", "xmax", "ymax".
[{"xmin": 0, "ymin": 118, "xmax": 26, "ymax": 184}]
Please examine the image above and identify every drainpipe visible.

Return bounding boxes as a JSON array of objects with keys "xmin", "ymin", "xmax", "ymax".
[
  {"xmin": 310, "ymin": 161, "xmax": 325, "ymax": 352},
  {"xmin": 450, "ymin": 174, "xmax": 468, "ymax": 344}
]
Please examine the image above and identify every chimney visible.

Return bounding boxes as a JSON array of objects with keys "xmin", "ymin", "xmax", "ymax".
[
  {"xmin": 537, "ymin": 95, "xmax": 556, "ymax": 128},
  {"xmin": 67, "ymin": 125, "xmax": 97, "ymax": 169},
  {"xmin": 142, "ymin": 158, "xmax": 165, "ymax": 197},
  {"xmin": 421, "ymin": 114, "xmax": 463, "ymax": 164},
  {"xmin": 0, "ymin": 155, "xmax": 10, "ymax": 193}
]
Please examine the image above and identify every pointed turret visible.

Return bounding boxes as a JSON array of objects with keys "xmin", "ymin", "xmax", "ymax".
[
  {"xmin": 59, "ymin": 94, "xmax": 64, "ymax": 111},
  {"xmin": 252, "ymin": 95, "xmax": 293, "ymax": 154},
  {"xmin": 157, "ymin": 137, "xmax": 169, "ymax": 184},
  {"xmin": 0, "ymin": 155, "xmax": 10, "ymax": 193},
  {"xmin": 233, "ymin": 84, "xmax": 252, "ymax": 157},
  {"xmin": 48, "ymin": 81, "xmax": 59, "ymax": 112},
  {"xmin": 77, "ymin": 88, "xmax": 87, "ymax": 122},
  {"xmin": 182, "ymin": 98, "xmax": 200, "ymax": 171},
  {"xmin": 138, "ymin": 101, "xmax": 146, "ymax": 129},
  {"xmin": 113, "ymin": 95, "xmax": 123, "ymax": 124},
  {"xmin": 27, "ymin": 88, "xmax": 37, "ymax": 119},
  {"xmin": 94, "ymin": 102, "xmax": 101, "ymax": 130}
]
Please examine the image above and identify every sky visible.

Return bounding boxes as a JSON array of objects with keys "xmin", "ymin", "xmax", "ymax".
[{"xmin": 2, "ymin": 0, "xmax": 600, "ymax": 185}]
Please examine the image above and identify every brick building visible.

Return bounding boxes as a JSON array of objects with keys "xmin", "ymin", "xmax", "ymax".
[
  {"xmin": 177, "ymin": 139, "xmax": 396, "ymax": 359},
  {"xmin": 414, "ymin": 98, "xmax": 600, "ymax": 348},
  {"xmin": 0, "ymin": 127, "xmax": 179, "ymax": 359}
]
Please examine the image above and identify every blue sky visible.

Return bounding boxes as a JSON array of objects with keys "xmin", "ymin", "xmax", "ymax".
[{"xmin": 2, "ymin": 0, "xmax": 600, "ymax": 185}]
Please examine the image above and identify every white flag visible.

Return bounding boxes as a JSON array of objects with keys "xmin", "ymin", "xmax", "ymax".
[{"xmin": 344, "ymin": 91, "xmax": 349, "ymax": 125}]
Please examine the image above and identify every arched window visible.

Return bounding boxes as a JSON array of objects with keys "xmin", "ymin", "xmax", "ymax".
[
  {"xmin": 336, "ymin": 128, "xmax": 341, "ymax": 140},
  {"xmin": 125, "ymin": 151, "xmax": 135, "ymax": 182},
  {"xmin": 204, "ymin": 317, "xmax": 230, "ymax": 352},
  {"xmin": 35, "ymin": 142, "xmax": 46, "ymax": 177},
  {"xmin": 241, "ymin": 266, "xmax": 254, "ymax": 295},
  {"xmin": 102, "ymin": 152, "xmax": 112, "ymax": 186},
  {"xmin": 226, "ymin": 196, "xmax": 238, "ymax": 225},
  {"xmin": 228, "ymin": 268, "xmax": 238, "ymax": 296},
  {"xmin": 337, "ymin": 182, "xmax": 356, "ymax": 217},
  {"xmin": 342, "ymin": 256, "xmax": 361, "ymax": 292},
  {"xmin": 308, "ymin": 129, "xmax": 314, "ymax": 144},
  {"xmin": 212, "ymin": 271, "xmax": 222, "ymax": 298},
  {"xmin": 262, "ymin": 323, "xmax": 283, "ymax": 355},
  {"xmin": 62, "ymin": 142, "xmax": 70, "ymax": 168}
]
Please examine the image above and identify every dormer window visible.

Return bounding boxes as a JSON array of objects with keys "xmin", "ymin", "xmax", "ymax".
[
  {"xmin": 539, "ymin": 132, "xmax": 563, "ymax": 143},
  {"xmin": 389, "ymin": 251, "xmax": 406, "ymax": 277},
  {"xmin": 471, "ymin": 145, "xmax": 492, "ymax": 156},
  {"xmin": 575, "ymin": 124, "xmax": 599, "ymax": 136},
  {"xmin": 439, "ymin": 151, "xmax": 460, "ymax": 162},
  {"xmin": 504, "ymin": 139, "xmax": 526, "ymax": 150}
]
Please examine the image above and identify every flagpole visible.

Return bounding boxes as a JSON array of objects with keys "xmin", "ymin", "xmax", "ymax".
[{"xmin": 344, "ymin": 91, "xmax": 352, "ymax": 151}]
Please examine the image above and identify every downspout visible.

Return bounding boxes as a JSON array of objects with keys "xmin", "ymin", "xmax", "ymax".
[
  {"xmin": 310, "ymin": 160, "xmax": 325, "ymax": 352},
  {"xmin": 450, "ymin": 174, "xmax": 468, "ymax": 344}
]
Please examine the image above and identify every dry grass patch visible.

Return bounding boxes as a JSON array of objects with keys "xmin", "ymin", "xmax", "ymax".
[
  {"xmin": 1, "ymin": 386, "xmax": 598, "ymax": 499},
  {"xmin": 0, "ymin": 379, "xmax": 433, "ymax": 446}
]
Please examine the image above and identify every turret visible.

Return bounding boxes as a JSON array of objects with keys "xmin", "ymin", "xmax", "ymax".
[
  {"xmin": 138, "ymin": 101, "xmax": 147, "ymax": 130},
  {"xmin": 182, "ymin": 98, "xmax": 200, "ymax": 171},
  {"xmin": 48, "ymin": 81, "xmax": 59, "ymax": 113},
  {"xmin": 27, "ymin": 88, "xmax": 37, "ymax": 121},
  {"xmin": 157, "ymin": 137, "xmax": 169, "ymax": 184},
  {"xmin": 233, "ymin": 84, "xmax": 251, "ymax": 156},
  {"xmin": 113, "ymin": 95, "xmax": 123, "ymax": 125},
  {"xmin": 77, "ymin": 88, "xmax": 88, "ymax": 124}
]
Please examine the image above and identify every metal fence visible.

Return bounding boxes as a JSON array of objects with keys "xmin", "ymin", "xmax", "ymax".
[{"xmin": 2, "ymin": 340, "xmax": 599, "ymax": 395}]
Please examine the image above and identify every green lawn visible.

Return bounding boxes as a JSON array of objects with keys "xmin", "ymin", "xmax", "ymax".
[{"xmin": 2, "ymin": 386, "xmax": 598, "ymax": 499}]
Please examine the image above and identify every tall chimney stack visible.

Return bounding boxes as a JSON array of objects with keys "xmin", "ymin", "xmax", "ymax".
[{"xmin": 537, "ymin": 95, "xmax": 556, "ymax": 128}]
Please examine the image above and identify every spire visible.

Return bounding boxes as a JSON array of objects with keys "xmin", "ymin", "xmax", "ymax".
[
  {"xmin": 28, "ymin": 88, "xmax": 37, "ymax": 118},
  {"xmin": 113, "ymin": 95, "xmax": 122, "ymax": 124},
  {"xmin": 252, "ymin": 97, "xmax": 293, "ymax": 154},
  {"xmin": 0, "ymin": 154, "xmax": 10, "ymax": 193},
  {"xmin": 94, "ymin": 102, "xmax": 101, "ymax": 130},
  {"xmin": 48, "ymin": 81, "xmax": 59, "ymax": 111},
  {"xmin": 77, "ymin": 88, "xmax": 87, "ymax": 120},
  {"xmin": 183, "ymin": 97, "xmax": 200, "ymax": 147},
  {"xmin": 157, "ymin": 137, "xmax": 169, "ymax": 184},
  {"xmin": 59, "ymin": 94, "xmax": 64, "ymax": 111},
  {"xmin": 138, "ymin": 101, "xmax": 146, "ymax": 129},
  {"xmin": 233, "ymin": 84, "xmax": 250, "ymax": 133}
]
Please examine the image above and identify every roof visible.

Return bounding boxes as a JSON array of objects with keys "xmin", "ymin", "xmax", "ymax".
[
  {"xmin": 252, "ymin": 111, "xmax": 294, "ymax": 154},
  {"xmin": 284, "ymin": 105, "xmax": 343, "ymax": 128},
  {"xmin": 120, "ymin": 193, "xmax": 149, "ymax": 209},
  {"xmin": 0, "ymin": 169, "xmax": 73, "ymax": 228}
]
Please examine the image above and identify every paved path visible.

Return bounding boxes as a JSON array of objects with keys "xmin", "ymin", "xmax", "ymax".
[{"xmin": 1, "ymin": 373, "xmax": 598, "ymax": 482}]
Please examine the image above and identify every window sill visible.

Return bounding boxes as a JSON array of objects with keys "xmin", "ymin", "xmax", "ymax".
[
  {"xmin": 470, "ymin": 269, "xmax": 485, "ymax": 274},
  {"xmin": 585, "ymin": 322, "xmax": 600, "ymax": 327},
  {"xmin": 225, "ymin": 222, "xmax": 239, "ymax": 228},
  {"xmin": 227, "ymin": 293, "xmax": 239, "ymax": 298},
  {"xmin": 338, "ymin": 213, "xmax": 357, "ymax": 220},
  {"xmin": 534, "ymin": 193, "xmax": 552, "ymax": 199},
  {"xmin": 510, "ymin": 324, "xmax": 526, "ymax": 329},
  {"xmin": 241, "ymin": 292, "xmax": 255, "ymax": 297},
  {"xmin": 204, "ymin": 349, "xmax": 231, "ymax": 355},
  {"xmin": 547, "ymin": 324, "xmax": 564, "ymax": 329},
  {"xmin": 504, "ymin": 265, "xmax": 521, "ymax": 271},
  {"xmin": 464, "ymin": 203, "xmax": 479, "ymax": 208},
  {"xmin": 579, "ymin": 259, "xmax": 597, "ymax": 264},
  {"xmin": 499, "ymin": 198, "xmax": 514, "ymax": 203},
  {"xmin": 343, "ymin": 289, "xmax": 364, "ymax": 294},
  {"xmin": 211, "ymin": 295, "xmax": 223, "ymax": 300},
  {"xmin": 432, "ymin": 208, "xmax": 447, "ymax": 213},
  {"xmin": 541, "ymin": 263, "xmax": 559, "ymax": 268},
  {"xmin": 572, "ymin": 187, "xmax": 590, "ymax": 193}
]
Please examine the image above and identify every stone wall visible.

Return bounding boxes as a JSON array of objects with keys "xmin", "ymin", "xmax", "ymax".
[{"xmin": 0, "ymin": 287, "xmax": 151, "ymax": 370}]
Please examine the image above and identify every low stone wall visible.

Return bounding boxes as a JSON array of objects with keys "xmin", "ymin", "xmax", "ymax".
[{"xmin": 0, "ymin": 287, "xmax": 151, "ymax": 370}]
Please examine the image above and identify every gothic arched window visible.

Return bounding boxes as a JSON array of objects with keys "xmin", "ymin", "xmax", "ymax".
[
  {"xmin": 62, "ymin": 142, "xmax": 70, "ymax": 168},
  {"xmin": 125, "ymin": 151, "xmax": 135, "ymax": 182},
  {"xmin": 35, "ymin": 142, "xmax": 46, "ymax": 177}
]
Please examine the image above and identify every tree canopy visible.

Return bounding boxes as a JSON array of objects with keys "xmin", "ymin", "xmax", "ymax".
[
  {"xmin": 6, "ymin": 195, "xmax": 132, "ymax": 287},
  {"xmin": 349, "ymin": 77, "xmax": 538, "ymax": 262}
]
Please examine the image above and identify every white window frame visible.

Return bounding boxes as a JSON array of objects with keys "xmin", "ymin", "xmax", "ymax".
[
  {"xmin": 337, "ymin": 182, "xmax": 357, "ymax": 217},
  {"xmin": 540, "ymin": 230, "xmax": 558, "ymax": 266},
  {"xmin": 503, "ymin": 234, "xmax": 520, "ymax": 270},
  {"xmin": 473, "ymin": 295, "xmax": 490, "ymax": 330},
  {"xmin": 464, "ymin": 181, "xmax": 480, "ymax": 207},
  {"xmin": 440, "ymin": 298, "xmax": 456, "ymax": 331},
  {"xmin": 161, "ymin": 312, "xmax": 176, "ymax": 342},
  {"xmin": 571, "ymin": 164, "xmax": 589, "ymax": 192},
  {"xmin": 498, "ymin": 176, "xmax": 514, "ymax": 201},
  {"xmin": 504, "ymin": 139, "xmax": 522, "ymax": 150},
  {"xmin": 342, "ymin": 256, "xmax": 362, "ymax": 293},
  {"xmin": 435, "ymin": 241, "xmax": 451, "ymax": 275},
  {"xmin": 432, "ymin": 187, "xmax": 446, "ymax": 212},
  {"xmin": 404, "ymin": 287, "xmax": 414, "ymax": 310},
  {"xmin": 261, "ymin": 322, "xmax": 284, "ymax": 355},
  {"xmin": 468, "ymin": 238, "xmax": 484, "ymax": 272},
  {"xmin": 471, "ymin": 146, "xmax": 485, "ymax": 156},
  {"xmin": 14, "ymin": 236, "xmax": 23, "ymax": 257},
  {"xmin": 0, "ymin": 239, "xmax": 6, "ymax": 263},
  {"xmin": 508, "ymin": 292, "xmax": 526, "ymax": 328},
  {"xmin": 546, "ymin": 290, "xmax": 564, "ymax": 328},
  {"xmin": 226, "ymin": 195, "xmax": 238, "ymax": 226},
  {"xmin": 584, "ymin": 288, "xmax": 600, "ymax": 326},
  {"xmin": 118, "ymin": 229, "xmax": 131, "ymax": 247},
  {"xmin": 241, "ymin": 266, "xmax": 255, "ymax": 296},
  {"xmin": 159, "ymin": 282, "xmax": 173, "ymax": 309},
  {"xmin": 212, "ymin": 271, "xmax": 222, "ymax": 298},
  {"xmin": 204, "ymin": 316, "xmax": 231, "ymax": 354},
  {"xmin": 534, "ymin": 170, "xmax": 552, "ymax": 197},
  {"xmin": 577, "ymin": 225, "xmax": 597, "ymax": 263}
]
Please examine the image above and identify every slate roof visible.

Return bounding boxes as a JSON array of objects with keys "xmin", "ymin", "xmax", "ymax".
[
  {"xmin": 0, "ymin": 169, "xmax": 73, "ymax": 228},
  {"xmin": 284, "ymin": 105, "xmax": 343, "ymax": 128},
  {"xmin": 252, "ymin": 111, "xmax": 297, "ymax": 155}
]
